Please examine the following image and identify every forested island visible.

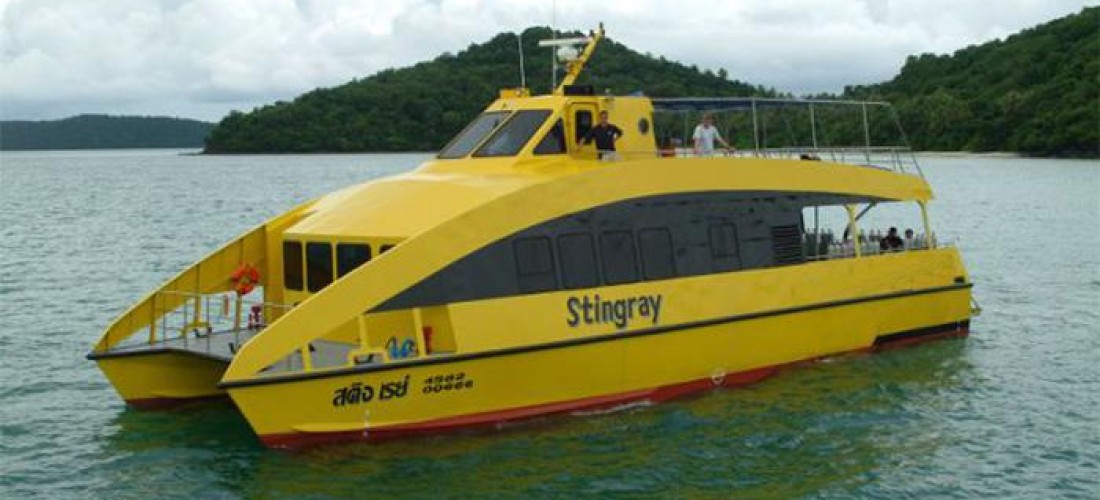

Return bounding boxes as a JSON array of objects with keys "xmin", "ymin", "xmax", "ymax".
[
  {"xmin": 193, "ymin": 7, "xmax": 1093, "ymax": 158},
  {"xmin": 0, "ymin": 115, "xmax": 213, "ymax": 150},
  {"xmin": 844, "ymin": 7, "xmax": 1097, "ymax": 157},
  {"xmin": 203, "ymin": 29, "xmax": 771, "ymax": 153}
]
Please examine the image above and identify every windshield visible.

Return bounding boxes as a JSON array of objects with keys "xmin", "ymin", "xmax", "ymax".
[
  {"xmin": 474, "ymin": 110, "xmax": 553, "ymax": 157},
  {"xmin": 438, "ymin": 111, "xmax": 512, "ymax": 159}
]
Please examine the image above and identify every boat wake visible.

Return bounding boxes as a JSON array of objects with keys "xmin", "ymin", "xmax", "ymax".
[{"xmin": 569, "ymin": 399, "xmax": 655, "ymax": 417}]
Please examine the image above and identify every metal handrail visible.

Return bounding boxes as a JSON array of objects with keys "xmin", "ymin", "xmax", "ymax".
[
  {"xmin": 110, "ymin": 289, "xmax": 296, "ymax": 353},
  {"xmin": 649, "ymin": 96, "xmax": 924, "ymax": 179},
  {"xmin": 587, "ymin": 145, "xmax": 921, "ymax": 176}
]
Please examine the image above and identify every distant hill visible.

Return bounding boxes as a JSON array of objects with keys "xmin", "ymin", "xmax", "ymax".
[
  {"xmin": 205, "ymin": 9, "xmax": 1097, "ymax": 158},
  {"xmin": 845, "ymin": 7, "xmax": 1098, "ymax": 157},
  {"xmin": 203, "ymin": 27, "xmax": 772, "ymax": 153},
  {"xmin": 0, "ymin": 115, "xmax": 214, "ymax": 150}
]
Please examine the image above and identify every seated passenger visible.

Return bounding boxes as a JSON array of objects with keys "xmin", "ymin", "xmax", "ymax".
[
  {"xmin": 659, "ymin": 137, "xmax": 677, "ymax": 157},
  {"xmin": 904, "ymin": 228, "xmax": 916, "ymax": 250},
  {"xmin": 879, "ymin": 227, "xmax": 904, "ymax": 252}
]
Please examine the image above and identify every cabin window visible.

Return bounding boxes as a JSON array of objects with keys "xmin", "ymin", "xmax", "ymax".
[
  {"xmin": 306, "ymin": 242, "xmax": 334, "ymax": 292},
  {"xmin": 599, "ymin": 230, "xmax": 639, "ymax": 284},
  {"xmin": 282, "ymin": 240, "xmax": 303, "ymax": 291},
  {"xmin": 379, "ymin": 244, "xmax": 394, "ymax": 254},
  {"xmin": 709, "ymin": 222, "xmax": 741, "ymax": 272},
  {"xmin": 513, "ymin": 236, "xmax": 557, "ymax": 293},
  {"xmin": 474, "ymin": 110, "xmax": 553, "ymax": 157},
  {"xmin": 437, "ymin": 111, "xmax": 511, "ymax": 159},
  {"xmin": 557, "ymin": 233, "xmax": 599, "ymax": 289},
  {"xmin": 638, "ymin": 228, "xmax": 675, "ymax": 280},
  {"xmin": 574, "ymin": 110, "xmax": 593, "ymax": 143},
  {"xmin": 709, "ymin": 223, "xmax": 740, "ymax": 258},
  {"xmin": 336, "ymin": 243, "xmax": 371, "ymax": 277},
  {"xmin": 533, "ymin": 119, "xmax": 566, "ymax": 155}
]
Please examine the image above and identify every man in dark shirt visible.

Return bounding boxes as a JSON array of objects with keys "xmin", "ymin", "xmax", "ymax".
[
  {"xmin": 880, "ymin": 227, "xmax": 904, "ymax": 252},
  {"xmin": 578, "ymin": 110, "xmax": 623, "ymax": 160}
]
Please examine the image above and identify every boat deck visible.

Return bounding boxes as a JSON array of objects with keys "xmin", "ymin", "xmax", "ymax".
[{"xmin": 103, "ymin": 328, "xmax": 357, "ymax": 374}]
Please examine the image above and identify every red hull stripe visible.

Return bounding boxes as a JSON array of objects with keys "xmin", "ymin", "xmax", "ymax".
[{"xmin": 259, "ymin": 322, "xmax": 969, "ymax": 449}]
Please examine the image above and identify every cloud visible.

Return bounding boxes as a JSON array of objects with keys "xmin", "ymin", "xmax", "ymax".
[{"xmin": 0, "ymin": 0, "xmax": 1093, "ymax": 121}]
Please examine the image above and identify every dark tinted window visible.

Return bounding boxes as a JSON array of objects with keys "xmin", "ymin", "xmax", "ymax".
[
  {"xmin": 474, "ymin": 110, "xmax": 552, "ymax": 157},
  {"xmin": 513, "ymin": 237, "xmax": 557, "ymax": 293},
  {"xmin": 709, "ymin": 223, "xmax": 740, "ymax": 257},
  {"xmin": 533, "ymin": 119, "xmax": 566, "ymax": 155},
  {"xmin": 599, "ymin": 231, "xmax": 638, "ymax": 284},
  {"xmin": 306, "ymin": 242, "xmax": 334, "ymax": 292},
  {"xmin": 638, "ymin": 228, "xmax": 675, "ymax": 280},
  {"xmin": 336, "ymin": 243, "xmax": 371, "ymax": 277},
  {"xmin": 282, "ymin": 240, "xmax": 303, "ymax": 291},
  {"xmin": 438, "ymin": 111, "xmax": 511, "ymax": 159},
  {"xmin": 574, "ymin": 110, "xmax": 593, "ymax": 143},
  {"xmin": 379, "ymin": 244, "xmax": 394, "ymax": 254},
  {"xmin": 557, "ymin": 233, "xmax": 599, "ymax": 289}
]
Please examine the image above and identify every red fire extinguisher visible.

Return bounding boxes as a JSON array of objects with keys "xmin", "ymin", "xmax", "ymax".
[{"xmin": 423, "ymin": 326, "xmax": 434, "ymax": 354}]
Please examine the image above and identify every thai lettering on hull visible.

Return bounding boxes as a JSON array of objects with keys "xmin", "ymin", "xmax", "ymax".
[
  {"xmin": 332, "ymin": 375, "xmax": 410, "ymax": 407},
  {"xmin": 566, "ymin": 294, "xmax": 663, "ymax": 329}
]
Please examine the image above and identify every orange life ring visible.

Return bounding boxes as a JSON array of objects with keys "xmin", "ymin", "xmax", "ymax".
[{"xmin": 230, "ymin": 263, "xmax": 261, "ymax": 295}]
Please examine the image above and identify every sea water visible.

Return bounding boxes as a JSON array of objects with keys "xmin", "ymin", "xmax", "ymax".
[{"xmin": 0, "ymin": 150, "xmax": 1096, "ymax": 498}]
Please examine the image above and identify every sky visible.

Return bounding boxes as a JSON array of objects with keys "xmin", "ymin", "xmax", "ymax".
[{"xmin": 1, "ymin": 0, "xmax": 1094, "ymax": 122}]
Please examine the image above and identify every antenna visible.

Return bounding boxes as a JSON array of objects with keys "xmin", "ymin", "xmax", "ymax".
[
  {"xmin": 538, "ymin": 27, "xmax": 603, "ymax": 93},
  {"xmin": 517, "ymin": 31, "xmax": 526, "ymax": 88},
  {"xmin": 551, "ymin": 0, "xmax": 557, "ymax": 90}
]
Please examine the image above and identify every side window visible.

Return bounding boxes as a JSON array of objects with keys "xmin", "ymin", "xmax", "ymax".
[
  {"xmin": 557, "ymin": 233, "xmax": 599, "ymax": 289},
  {"xmin": 379, "ymin": 244, "xmax": 394, "ymax": 254},
  {"xmin": 638, "ymin": 228, "xmax": 675, "ymax": 280},
  {"xmin": 534, "ymin": 119, "xmax": 566, "ymax": 155},
  {"xmin": 514, "ymin": 237, "xmax": 557, "ymax": 293},
  {"xmin": 574, "ymin": 110, "xmax": 593, "ymax": 143},
  {"xmin": 709, "ymin": 223, "xmax": 739, "ymax": 257},
  {"xmin": 306, "ymin": 242, "xmax": 334, "ymax": 292},
  {"xmin": 336, "ymin": 243, "xmax": 371, "ymax": 277},
  {"xmin": 282, "ymin": 240, "xmax": 303, "ymax": 291},
  {"xmin": 709, "ymin": 222, "xmax": 741, "ymax": 272},
  {"xmin": 599, "ymin": 230, "xmax": 639, "ymax": 285}
]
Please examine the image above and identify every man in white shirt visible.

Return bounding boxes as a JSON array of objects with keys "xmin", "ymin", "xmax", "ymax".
[{"xmin": 692, "ymin": 113, "xmax": 731, "ymax": 156}]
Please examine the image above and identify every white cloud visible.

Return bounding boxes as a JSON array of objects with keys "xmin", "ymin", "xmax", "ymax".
[{"xmin": 0, "ymin": 0, "xmax": 1094, "ymax": 121}]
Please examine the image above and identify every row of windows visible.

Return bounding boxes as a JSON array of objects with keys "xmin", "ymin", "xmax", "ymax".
[
  {"xmin": 283, "ymin": 240, "xmax": 393, "ymax": 292},
  {"xmin": 513, "ymin": 224, "xmax": 740, "ymax": 293}
]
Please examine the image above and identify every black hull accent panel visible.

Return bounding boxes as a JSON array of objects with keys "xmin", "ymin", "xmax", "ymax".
[
  {"xmin": 873, "ymin": 320, "xmax": 971, "ymax": 346},
  {"xmin": 376, "ymin": 191, "xmax": 877, "ymax": 312}
]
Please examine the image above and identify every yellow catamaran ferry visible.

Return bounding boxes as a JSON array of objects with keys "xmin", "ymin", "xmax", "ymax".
[{"xmin": 89, "ymin": 27, "xmax": 975, "ymax": 448}]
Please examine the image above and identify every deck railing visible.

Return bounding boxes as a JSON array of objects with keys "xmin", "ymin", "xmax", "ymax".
[
  {"xmin": 649, "ymin": 97, "xmax": 923, "ymax": 178},
  {"xmin": 108, "ymin": 289, "xmax": 294, "ymax": 358},
  {"xmin": 596, "ymin": 145, "xmax": 921, "ymax": 176}
]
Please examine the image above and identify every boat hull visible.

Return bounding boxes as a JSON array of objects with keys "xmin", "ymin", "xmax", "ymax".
[
  {"xmin": 225, "ymin": 284, "xmax": 971, "ymax": 448},
  {"xmin": 90, "ymin": 350, "xmax": 228, "ymax": 408}
]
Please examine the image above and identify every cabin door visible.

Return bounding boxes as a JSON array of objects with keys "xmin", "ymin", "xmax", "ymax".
[{"xmin": 568, "ymin": 103, "xmax": 598, "ymax": 159}]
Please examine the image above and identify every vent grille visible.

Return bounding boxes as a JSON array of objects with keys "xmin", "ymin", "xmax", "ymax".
[{"xmin": 771, "ymin": 225, "xmax": 805, "ymax": 265}]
